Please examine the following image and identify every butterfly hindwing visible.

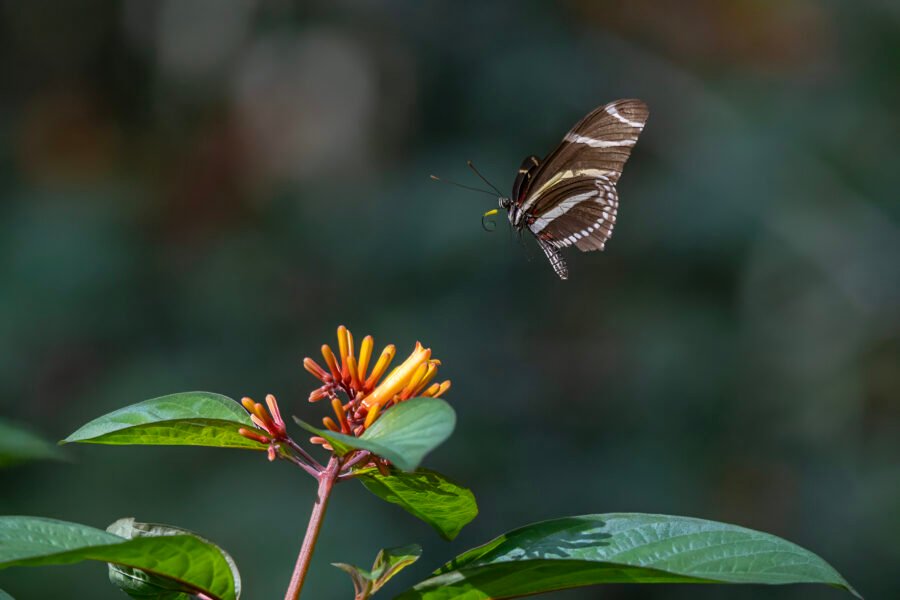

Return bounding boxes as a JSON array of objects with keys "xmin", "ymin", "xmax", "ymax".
[
  {"xmin": 531, "ymin": 173, "xmax": 619, "ymax": 251},
  {"xmin": 536, "ymin": 237, "xmax": 569, "ymax": 280}
]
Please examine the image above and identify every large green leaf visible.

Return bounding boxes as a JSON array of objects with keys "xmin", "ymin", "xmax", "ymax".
[
  {"xmin": 334, "ymin": 544, "xmax": 422, "ymax": 600},
  {"xmin": 294, "ymin": 398, "xmax": 455, "ymax": 471},
  {"xmin": 106, "ymin": 518, "xmax": 241, "ymax": 599},
  {"xmin": 398, "ymin": 513, "xmax": 860, "ymax": 599},
  {"xmin": 359, "ymin": 468, "xmax": 477, "ymax": 541},
  {"xmin": 62, "ymin": 392, "xmax": 261, "ymax": 450},
  {"xmin": 0, "ymin": 516, "xmax": 238, "ymax": 600},
  {"xmin": 0, "ymin": 419, "xmax": 64, "ymax": 467}
]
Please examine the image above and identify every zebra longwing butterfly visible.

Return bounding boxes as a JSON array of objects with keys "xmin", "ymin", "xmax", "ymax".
[{"xmin": 493, "ymin": 99, "xmax": 649, "ymax": 279}]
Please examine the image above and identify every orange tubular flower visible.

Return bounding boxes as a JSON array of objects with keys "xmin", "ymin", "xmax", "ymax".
[
  {"xmin": 361, "ymin": 342, "xmax": 430, "ymax": 409},
  {"xmin": 364, "ymin": 344, "xmax": 396, "ymax": 389},
  {"xmin": 301, "ymin": 326, "xmax": 451, "ymax": 446}
]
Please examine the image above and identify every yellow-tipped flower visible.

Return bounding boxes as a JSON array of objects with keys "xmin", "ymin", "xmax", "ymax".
[
  {"xmin": 302, "ymin": 326, "xmax": 450, "ymax": 446},
  {"xmin": 365, "ymin": 344, "xmax": 396, "ymax": 389},
  {"xmin": 357, "ymin": 335, "xmax": 374, "ymax": 383}
]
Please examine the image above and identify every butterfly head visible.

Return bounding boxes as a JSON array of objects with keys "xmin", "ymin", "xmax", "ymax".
[
  {"xmin": 500, "ymin": 196, "xmax": 522, "ymax": 228},
  {"xmin": 483, "ymin": 197, "xmax": 519, "ymax": 231}
]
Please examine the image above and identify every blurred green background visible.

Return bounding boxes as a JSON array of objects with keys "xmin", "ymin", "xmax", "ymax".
[{"xmin": 1, "ymin": 1, "xmax": 898, "ymax": 598}]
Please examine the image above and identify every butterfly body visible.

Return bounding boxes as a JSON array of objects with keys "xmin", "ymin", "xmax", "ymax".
[{"xmin": 496, "ymin": 99, "xmax": 649, "ymax": 279}]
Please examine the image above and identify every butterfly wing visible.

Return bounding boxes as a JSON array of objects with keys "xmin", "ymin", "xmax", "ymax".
[
  {"xmin": 517, "ymin": 99, "xmax": 648, "ymax": 256},
  {"xmin": 511, "ymin": 155, "xmax": 542, "ymax": 204},
  {"xmin": 536, "ymin": 237, "xmax": 569, "ymax": 280},
  {"xmin": 528, "ymin": 174, "xmax": 619, "ymax": 252}
]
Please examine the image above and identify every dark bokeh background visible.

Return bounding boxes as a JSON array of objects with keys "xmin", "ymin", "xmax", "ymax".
[{"xmin": 1, "ymin": 1, "xmax": 898, "ymax": 598}]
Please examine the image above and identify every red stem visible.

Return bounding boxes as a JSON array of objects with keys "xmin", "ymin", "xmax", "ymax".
[{"xmin": 284, "ymin": 454, "xmax": 341, "ymax": 600}]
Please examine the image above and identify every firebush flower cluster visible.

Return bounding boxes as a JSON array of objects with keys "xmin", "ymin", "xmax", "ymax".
[
  {"xmin": 237, "ymin": 325, "xmax": 450, "ymax": 455},
  {"xmin": 302, "ymin": 325, "xmax": 450, "ymax": 446}
]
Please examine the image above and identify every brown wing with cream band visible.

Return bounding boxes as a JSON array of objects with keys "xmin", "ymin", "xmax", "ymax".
[{"xmin": 516, "ymin": 99, "xmax": 648, "ymax": 256}]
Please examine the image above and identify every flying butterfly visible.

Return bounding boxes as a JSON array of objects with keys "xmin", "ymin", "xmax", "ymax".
[{"xmin": 435, "ymin": 99, "xmax": 649, "ymax": 279}]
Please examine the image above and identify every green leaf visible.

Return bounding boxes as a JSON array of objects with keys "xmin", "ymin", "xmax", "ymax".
[
  {"xmin": 109, "ymin": 561, "xmax": 193, "ymax": 600},
  {"xmin": 0, "ymin": 419, "xmax": 65, "ymax": 467},
  {"xmin": 398, "ymin": 513, "xmax": 860, "ymax": 599},
  {"xmin": 334, "ymin": 544, "xmax": 422, "ymax": 599},
  {"xmin": 294, "ymin": 398, "xmax": 455, "ymax": 471},
  {"xmin": 106, "ymin": 518, "xmax": 241, "ymax": 600},
  {"xmin": 369, "ymin": 544, "xmax": 422, "ymax": 590},
  {"xmin": 62, "ymin": 392, "xmax": 261, "ymax": 450},
  {"xmin": 359, "ymin": 468, "xmax": 477, "ymax": 541},
  {"xmin": 0, "ymin": 516, "xmax": 239, "ymax": 600}
]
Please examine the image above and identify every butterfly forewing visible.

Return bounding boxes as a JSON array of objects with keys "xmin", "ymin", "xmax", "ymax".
[{"xmin": 522, "ymin": 99, "xmax": 647, "ymax": 213}]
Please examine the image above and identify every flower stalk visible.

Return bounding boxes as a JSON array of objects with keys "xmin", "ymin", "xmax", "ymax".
[{"xmin": 285, "ymin": 454, "xmax": 341, "ymax": 600}]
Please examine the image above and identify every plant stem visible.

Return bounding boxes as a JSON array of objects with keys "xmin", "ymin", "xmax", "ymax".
[
  {"xmin": 285, "ymin": 437, "xmax": 325, "ymax": 471},
  {"xmin": 285, "ymin": 454, "xmax": 341, "ymax": 600},
  {"xmin": 339, "ymin": 450, "xmax": 371, "ymax": 474}
]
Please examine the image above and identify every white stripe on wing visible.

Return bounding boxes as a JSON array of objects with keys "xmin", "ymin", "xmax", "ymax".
[
  {"xmin": 564, "ymin": 133, "xmax": 636, "ymax": 148},
  {"xmin": 605, "ymin": 104, "xmax": 646, "ymax": 129},
  {"xmin": 529, "ymin": 191, "xmax": 598, "ymax": 233}
]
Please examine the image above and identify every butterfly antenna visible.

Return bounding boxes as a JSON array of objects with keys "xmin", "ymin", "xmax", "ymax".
[
  {"xmin": 429, "ymin": 175, "xmax": 495, "ymax": 197},
  {"xmin": 466, "ymin": 161, "xmax": 504, "ymax": 197}
]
